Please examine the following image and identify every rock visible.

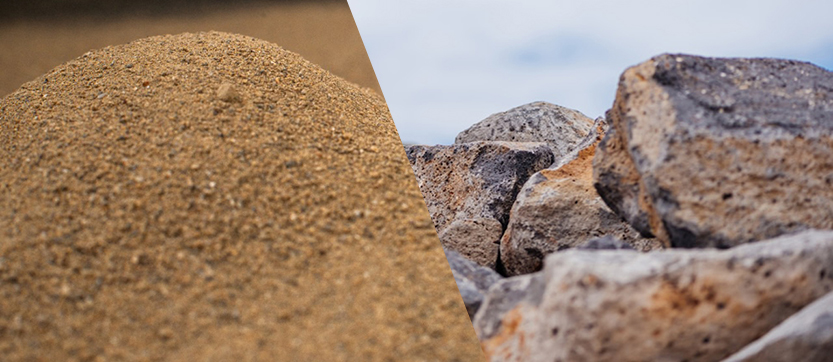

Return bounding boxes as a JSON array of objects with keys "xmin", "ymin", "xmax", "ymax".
[
  {"xmin": 216, "ymin": 82, "xmax": 242, "ymax": 103},
  {"xmin": 438, "ymin": 218, "xmax": 503, "ymax": 269},
  {"xmin": 446, "ymin": 249, "xmax": 504, "ymax": 319},
  {"xmin": 455, "ymin": 101, "xmax": 594, "ymax": 160},
  {"xmin": 592, "ymin": 113, "xmax": 656, "ymax": 238},
  {"xmin": 406, "ymin": 142, "xmax": 555, "ymax": 261},
  {"xmin": 480, "ymin": 230, "xmax": 833, "ymax": 362},
  {"xmin": 473, "ymin": 272, "xmax": 545, "ymax": 341},
  {"xmin": 722, "ymin": 290, "xmax": 833, "ymax": 362},
  {"xmin": 500, "ymin": 118, "xmax": 660, "ymax": 276},
  {"xmin": 576, "ymin": 235, "xmax": 635, "ymax": 250},
  {"xmin": 594, "ymin": 54, "xmax": 833, "ymax": 248}
]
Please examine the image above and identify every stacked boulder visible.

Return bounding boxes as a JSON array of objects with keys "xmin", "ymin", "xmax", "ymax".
[
  {"xmin": 407, "ymin": 102, "xmax": 653, "ymax": 275},
  {"xmin": 409, "ymin": 54, "xmax": 833, "ymax": 360}
]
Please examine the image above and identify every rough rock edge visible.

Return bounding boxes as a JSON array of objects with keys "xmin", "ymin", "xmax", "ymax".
[{"xmin": 722, "ymin": 290, "xmax": 833, "ymax": 362}]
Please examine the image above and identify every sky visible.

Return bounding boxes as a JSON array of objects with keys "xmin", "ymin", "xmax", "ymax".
[{"xmin": 346, "ymin": 0, "xmax": 833, "ymax": 145}]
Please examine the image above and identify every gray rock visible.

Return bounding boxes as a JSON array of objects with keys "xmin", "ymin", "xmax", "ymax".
[
  {"xmin": 455, "ymin": 101, "xmax": 594, "ymax": 160},
  {"xmin": 594, "ymin": 54, "xmax": 833, "ymax": 248},
  {"xmin": 723, "ymin": 290, "xmax": 833, "ymax": 362},
  {"xmin": 472, "ymin": 272, "xmax": 545, "ymax": 341},
  {"xmin": 500, "ymin": 118, "xmax": 660, "ymax": 276},
  {"xmin": 445, "ymin": 249, "xmax": 504, "ymax": 319},
  {"xmin": 438, "ymin": 218, "xmax": 503, "ymax": 269},
  {"xmin": 592, "ymin": 114, "xmax": 656, "ymax": 238},
  {"xmin": 576, "ymin": 235, "xmax": 635, "ymax": 250},
  {"xmin": 480, "ymin": 230, "xmax": 833, "ymax": 362},
  {"xmin": 406, "ymin": 142, "xmax": 554, "ymax": 262}
]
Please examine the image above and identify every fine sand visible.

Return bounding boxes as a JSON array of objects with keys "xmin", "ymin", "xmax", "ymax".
[{"xmin": 0, "ymin": 32, "xmax": 481, "ymax": 361}]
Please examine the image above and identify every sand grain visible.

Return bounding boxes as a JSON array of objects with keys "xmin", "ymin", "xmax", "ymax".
[{"xmin": 0, "ymin": 32, "xmax": 481, "ymax": 362}]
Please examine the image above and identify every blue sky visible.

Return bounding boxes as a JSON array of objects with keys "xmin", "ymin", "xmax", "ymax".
[{"xmin": 347, "ymin": 0, "xmax": 833, "ymax": 145}]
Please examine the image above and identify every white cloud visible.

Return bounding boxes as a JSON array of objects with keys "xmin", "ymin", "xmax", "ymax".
[{"xmin": 348, "ymin": 0, "xmax": 833, "ymax": 145}]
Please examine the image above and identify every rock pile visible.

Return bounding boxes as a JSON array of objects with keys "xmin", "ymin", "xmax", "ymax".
[
  {"xmin": 406, "ymin": 141, "xmax": 554, "ymax": 269},
  {"xmin": 408, "ymin": 55, "xmax": 833, "ymax": 361}
]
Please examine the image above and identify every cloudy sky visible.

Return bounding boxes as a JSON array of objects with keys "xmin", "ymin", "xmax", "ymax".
[{"xmin": 347, "ymin": 0, "xmax": 833, "ymax": 145}]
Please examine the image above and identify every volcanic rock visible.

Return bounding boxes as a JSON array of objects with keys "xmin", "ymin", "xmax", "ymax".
[
  {"xmin": 576, "ymin": 235, "xmax": 635, "ymax": 250},
  {"xmin": 500, "ymin": 118, "xmax": 660, "ymax": 276},
  {"xmin": 439, "ymin": 218, "xmax": 503, "ymax": 269},
  {"xmin": 406, "ymin": 142, "xmax": 554, "ymax": 264},
  {"xmin": 472, "ymin": 272, "xmax": 544, "ymax": 342},
  {"xmin": 480, "ymin": 230, "xmax": 833, "ymax": 362},
  {"xmin": 594, "ymin": 54, "xmax": 833, "ymax": 248},
  {"xmin": 455, "ymin": 101, "xmax": 594, "ymax": 160},
  {"xmin": 723, "ymin": 290, "xmax": 833, "ymax": 362},
  {"xmin": 446, "ymin": 249, "xmax": 504, "ymax": 319}
]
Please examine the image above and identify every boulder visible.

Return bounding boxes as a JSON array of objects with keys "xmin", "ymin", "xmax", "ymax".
[
  {"xmin": 446, "ymin": 249, "xmax": 504, "ymax": 319},
  {"xmin": 406, "ymin": 142, "xmax": 554, "ymax": 264},
  {"xmin": 472, "ymin": 272, "xmax": 545, "ymax": 341},
  {"xmin": 722, "ymin": 290, "xmax": 833, "ymax": 362},
  {"xmin": 594, "ymin": 54, "xmax": 833, "ymax": 248},
  {"xmin": 592, "ymin": 115, "xmax": 656, "ymax": 238},
  {"xmin": 438, "ymin": 218, "xmax": 503, "ymax": 269},
  {"xmin": 455, "ymin": 101, "xmax": 594, "ymax": 160},
  {"xmin": 480, "ymin": 230, "xmax": 833, "ymax": 362},
  {"xmin": 500, "ymin": 118, "xmax": 660, "ymax": 276}
]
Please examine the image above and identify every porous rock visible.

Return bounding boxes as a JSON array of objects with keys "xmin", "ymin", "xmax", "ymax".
[
  {"xmin": 722, "ymin": 290, "xmax": 833, "ymax": 362},
  {"xmin": 481, "ymin": 230, "xmax": 833, "ymax": 362},
  {"xmin": 576, "ymin": 235, "xmax": 635, "ymax": 250},
  {"xmin": 455, "ymin": 101, "xmax": 594, "ymax": 160},
  {"xmin": 438, "ymin": 218, "xmax": 503, "ymax": 269},
  {"xmin": 472, "ymin": 272, "xmax": 545, "ymax": 341},
  {"xmin": 500, "ymin": 118, "xmax": 660, "ymax": 276},
  {"xmin": 446, "ymin": 249, "xmax": 504, "ymax": 319},
  {"xmin": 594, "ymin": 53, "xmax": 833, "ymax": 248},
  {"xmin": 406, "ymin": 142, "xmax": 555, "ymax": 260},
  {"xmin": 592, "ymin": 114, "xmax": 655, "ymax": 238}
]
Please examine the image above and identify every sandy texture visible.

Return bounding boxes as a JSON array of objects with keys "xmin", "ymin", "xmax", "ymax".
[
  {"xmin": 0, "ymin": 0, "xmax": 380, "ymax": 97},
  {"xmin": 0, "ymin": 32, "xmax": 481, "ymax": 361}
]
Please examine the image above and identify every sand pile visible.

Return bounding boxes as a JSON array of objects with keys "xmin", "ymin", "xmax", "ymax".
[{"xmin": 0, "ymin": 32, "xmax": 481, "ymax": 361}]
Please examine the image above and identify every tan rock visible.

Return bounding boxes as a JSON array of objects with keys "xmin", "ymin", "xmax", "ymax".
[
  {"xmin": 455, "ymin": 101, "xmax": 594, "ymax": 160},
  {"xmin": 481, "ymin": 230, "xmax": 833, "ymax": 362},
  {"xmin": 722, "ymin": 290, "xmax": 833, "ymax": 362},
  {"xmin": 439, "ymin": 218, "xmax": 503, "ymax": 269},
  {"xmin": 501, "ymin": 118, "xmax": 659, "ymax": 276},
  {"xmin": 216, "ymin": 82, "xmax": 242, "ymax": 103},
  {"xmin": 594, "ymin": 54, "xmax": 833, "ymax": 248},
  {"xmin": 406, "ymin": 142, "xmax": 555, "ymax": 268}
]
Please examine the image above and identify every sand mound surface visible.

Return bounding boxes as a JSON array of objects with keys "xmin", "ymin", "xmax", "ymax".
[{"xmin": 0, "ymin": 32, "xmax": 480, "ymax": 361}]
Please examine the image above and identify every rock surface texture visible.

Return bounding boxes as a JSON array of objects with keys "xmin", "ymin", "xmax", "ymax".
[
  {"xmin": 480, "ymin": 230, "xmax": 833, "ymax": 362},
  {"xmin": 500, "ymin": 118, "xmax": 660, "ymax": 275},
  {"xmin": 446, "ymin": 249, "xmax": 504, "ymax": 319},
  {"xmin": 594, "ymin": 53, "xmax": 833, "ymax": 248},
  {"xmin": 455, "ymin": 101, "xmax": 594, "ymax": 160},
  {"xmin": 406, "ymin": 142, "xmax": 554, "ymax": 267},
  {"xmin": 723, "ymin": 290, "xmax": 833, "ymax": 362},
  {"xmin": 438, "ymin": 218, "xmax": 503, "ymax": 269},
  {"xmin": 576, "ymin": 235, "xmax": 636, "ymax": 250},
  {"xmin": 473, "ymin": 272, "xmax": 544, "ymax": 342}
]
